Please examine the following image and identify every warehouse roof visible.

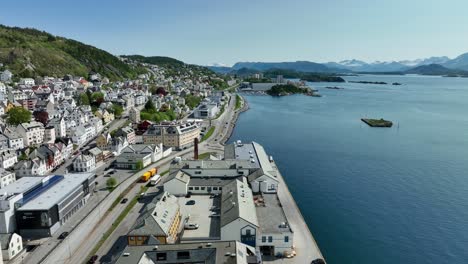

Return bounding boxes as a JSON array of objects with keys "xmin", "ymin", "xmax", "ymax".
[{"xmin": 18, "ymin": 173, "xmax": 93, "ymax": 211}]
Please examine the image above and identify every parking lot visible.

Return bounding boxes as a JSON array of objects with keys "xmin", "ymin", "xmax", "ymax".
[{"xmin": 178, "ymin": 195, "xmax": 221, "ymax": 240}]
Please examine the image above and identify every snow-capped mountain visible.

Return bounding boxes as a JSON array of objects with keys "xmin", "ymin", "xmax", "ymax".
[{"xmin": 326, "ymin": 56, "xmax": 451, "ymax": 72}]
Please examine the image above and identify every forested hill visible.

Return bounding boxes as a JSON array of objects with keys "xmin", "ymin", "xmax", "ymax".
[{"xmin": 0, "ymin": 24, "xmax": 146, "ymax": 80}]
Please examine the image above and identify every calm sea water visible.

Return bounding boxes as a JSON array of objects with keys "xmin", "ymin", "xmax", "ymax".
[{"xmin": 229, "ymin": 75, "xmax": 468, "ymax": 264}]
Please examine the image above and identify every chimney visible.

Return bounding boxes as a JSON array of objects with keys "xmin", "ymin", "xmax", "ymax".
[{"xmin": 194, "ymin": 137, "xmax": 199, "ymax": 160}]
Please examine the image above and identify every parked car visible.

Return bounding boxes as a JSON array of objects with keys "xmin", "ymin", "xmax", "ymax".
[
  {"xmin": 184, "ymin": 223, "xmax": 199, "ymax": 230},
  {"xmin": 311, "ymin": 258, "xmax": 325, "ymax": 264},
  {"xmin": 58, "ymin": 232, "xmax": 69, "ymax": 239},
  {"xmin": 186, "ymin": 200, "xmax": 196, "ymax": 205},
  {"xmin": 209, "ymin": 211, "xmax": 220, "ymax": 217},
  {"xmin": 88, "ymin": 255, "xmax": 98, "ymax": 264},
  {"xmin": 121, "ymin": 198, "xmax": 128, "ymax": 204}
]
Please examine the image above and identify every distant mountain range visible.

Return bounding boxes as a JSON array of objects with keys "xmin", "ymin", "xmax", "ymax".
[{"xmin": 209, "ymin": 53, "xmax": 468, "ymax": 76}]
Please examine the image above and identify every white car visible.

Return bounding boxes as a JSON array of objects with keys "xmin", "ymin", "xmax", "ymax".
[{"xmin": 184, "ymin": 223, "xmax": 199, "ymax": 230}]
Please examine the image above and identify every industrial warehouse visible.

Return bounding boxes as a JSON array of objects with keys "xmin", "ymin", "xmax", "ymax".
[{"xmin": 0, "ymin": 173, "xmax": 96, "ymax": 238}]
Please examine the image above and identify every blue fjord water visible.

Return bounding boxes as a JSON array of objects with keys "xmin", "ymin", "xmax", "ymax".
[{"xmin": 228, "ymin": 75, "xmax": 468, "ymax": 264}]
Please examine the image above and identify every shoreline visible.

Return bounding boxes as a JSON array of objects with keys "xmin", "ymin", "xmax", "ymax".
[
  {"xmin": 221, "ymin": 93, "xmax": 249, "ymax": 145},
  {"xmin": 224, "ymin": 94, "xmax": 326, "ymax": 263}
]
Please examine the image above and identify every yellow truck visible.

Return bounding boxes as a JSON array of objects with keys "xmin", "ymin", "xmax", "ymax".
[
  {"xmin": 148, "ymin": 167, "xmax": 158, "ymax": 176},
  {"xmin": 141, "ymin": 172, "xmax": 152, "ymax": 182}
]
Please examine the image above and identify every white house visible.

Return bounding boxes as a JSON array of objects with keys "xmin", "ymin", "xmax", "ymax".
[
  {"xmin": 73, "ymin": 154, "xmax": 96, "ymax": 172},
  {"xmin": 14, "ymin": 158, "xmax": 47, "ymax": 177},
  {"xmin": 0, "ymin": 70, "xmax": 12, "ymax": 83},
  {"xmin": 0, "ymin": 169, "xmax": 15, "ymax": 188},
  {"xmin": 0, "ymin": 233, "xmax": 23, "ymax": 261},
  {"xmin": 48, "ymin": 117, "xmax": 66, "ymax": 138},
  {"xmin": 0, "ymin": 150, "xmax": 17, "ymax": 170},
  {"xmin": 114, "ymin": 143, "xmax": 163, "ymax": 170},
  {"xmin": 19, "ymin": 78, "xmax": 35, "ymax": 86},
  {"xmin": 70, "ymin": 125, "xmax": 87, "ymax": 146},
  {"xmin": 16, "ymin": 121, "xmax": 45, "ymax": 147}
]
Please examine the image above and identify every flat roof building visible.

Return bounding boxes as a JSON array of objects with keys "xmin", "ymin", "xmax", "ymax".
[
  {"xmin": 15, "ymin": 173, "xmax": 96, "ymax": 238},
  {"xmin": 115, "ymin": 241, "xmax": 261, "ymax": 264}
]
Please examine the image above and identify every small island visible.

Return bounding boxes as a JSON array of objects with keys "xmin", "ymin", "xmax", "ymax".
[
  {"xmin": 266, "ymin": 84, "xmax": 317, "ymax": 97},
  {"xmin": 349, "ymin": 81, "xmax": 387, "ymax": 85},
  {"xmin": 326, "ymin": 86, "xmax": 344, "ymax": 90},
  {"xmin": 392, "ymin": 82, "xmax": 402, "ymax": 85},
  {"xmin": 361, "ymin": 118, "xmax": 393, "ymax": 127}
]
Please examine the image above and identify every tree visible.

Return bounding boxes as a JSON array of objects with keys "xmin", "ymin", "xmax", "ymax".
[
  {"xmin": 106, "ymin": 177, "xmax": 117, "ymax": 189},
  {"xmin": 144, "ymin": 100, "xmax": 156, "ymax": 113},
  {"xmin": 7, "ymin": 107, "xmax": 31, "ymax": 125},
  {"xmin": 111, "ymin": 103, "xmax": 124, "ymax": 117},
  {"xmin": 33, "ymin": 110, "xmax": 49, "ymax": 126},
  {"xmin": 79, "ymin": 93, "xmax": 90, "ymax": 105},
  {"xmin": 91, "ymin": 92, "xmax": 104, "ymax": 102},
  {"xmin": 135, "ymin": 161, "xmax": 144, "ymax": 171}
]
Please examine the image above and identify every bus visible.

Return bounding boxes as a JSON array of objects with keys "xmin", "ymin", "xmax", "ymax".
[{"xmin": 149, "ymin": 175, "xmax": 161, "ymax": 186}]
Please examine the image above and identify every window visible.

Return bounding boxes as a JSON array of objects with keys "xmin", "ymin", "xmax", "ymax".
[
  {"xmin": 268, "ymin": 236, "xmax": 273, "ymax": 243},
  {"xmin": 246, "ymin": 229, "xmax": 251, "ymax": 236},
  {"xmin": 201, "ymin": 187, "xmax": 205, "ymax": 190},
  {"xmin": 262, "ymin": 236, "xmax": 266, "ymax": 242},
  {"xmin": 284, "ymin": 236, "xmax": 289, "ymax": 242},
  {"xmin": 219, "ymin": 187, "xmax": 222, "ymax": 190},
  {"xmin": 188, "ymin": 187, "xmax": 193, "ymax": 190},
  {"xmin": 177, "ymin": 251, "xmax": 190, "ymax": 259},
  {"xmin": 156, "ymin": 252, "xmax": 167, "ymax": 260},
  {"xmin": 137, "ymin": 237, "xmax": 142, "ymax": 241},
  {"xmin": 195, "ymin": 187, "xmax": 199, "ymax": 190},
  {"xmin": 213, "ymin": 187, "xmax": 218, "ymax": 191}
]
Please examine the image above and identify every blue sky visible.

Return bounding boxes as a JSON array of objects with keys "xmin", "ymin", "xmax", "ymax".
[{"xmin": 1, "ymin": 0, "xmax": 468, "ymax": 66}]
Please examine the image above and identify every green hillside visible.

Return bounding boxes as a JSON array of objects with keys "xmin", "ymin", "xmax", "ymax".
[{"xmin": 0, "ymin": 25, "xmax": 146, "ymax": 80}]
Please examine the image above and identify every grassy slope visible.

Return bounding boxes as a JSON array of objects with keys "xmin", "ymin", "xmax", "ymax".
[{"xmin": 0, "ymin": 25, "xmax": 146, "ymax": 80}]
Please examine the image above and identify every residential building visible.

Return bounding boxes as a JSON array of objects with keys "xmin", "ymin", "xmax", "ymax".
[
  {"xmin": 143, "ymin": 121, "xmax": 201, "ymax": 150},
  {"xmin": 19, "ymin": 78, "xmax": 35, "ymax": 86},
  {"xmin": 96, "ymin": 133, "xmax": 112, "ymax": 149},
  {"xmin": 48, "ymin": 117, "xmax": 66, "ymax": 138},
  {"xmin": 14, "ymin": 158, "xmax": 47, "ymax": 177},
  {"xmin": 110, "ymin": 136, "xmax": 129, "ymax": 156},
  {"xmin": 127, "ymin": 192, "xmax": 181, "ymax": 245},
  {"xmin": 94, "ymin": 109, "xmax": 114, "ymax": 124},
  {"xmin": 0, "ymin": 233, "xmax": 23, "ymax": 261},
  {"xmin": 0, "ymin": 71, "xmax": 12, "ymax": 83},
  {"xmin": 43, "ymin": 126, "xmax": 56, "ymax": 144},
  {"xmin": 88, "ymin": 147, "xmax": 104, "ymax": 164},
  {"xmin": 115, "ymin": 126, "xmax": 136, "ymax": 144},
  {"xmin": 115, "ymin": 143, "xmax": 164, "ymax": 170},
  {"xmin": 193, "ymin": 102, "xmax": 219, "ymax": 119},
  {"xmin": 73, "ymin": 154, "xmax": 96, "ymax": 172},
  {"xmin": 2, "ymin": 128, "xmax": 24, "ymax": 150},
  {"xmin": 0, "ymin": 170, "xmax": 15, "ymax": 188},
  {"xmin": 129, "ymin": 107, "xmax": 140, "ymax": 123},
  {"xmin": 16, "ymin": 121, "xmax": 45, "ymax": 147},
  {"xmin": 0, "ymin": 150, "xmax": 17, "ymax": 170}
]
